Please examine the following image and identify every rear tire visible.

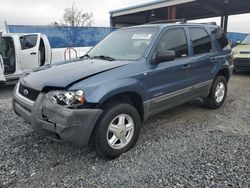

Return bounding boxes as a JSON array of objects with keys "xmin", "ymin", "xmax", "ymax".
[
  {"xmin": 204, "ymin": 76, "xmax": 227, "ymax": 109},
  {"xmin": 94, "ymin": 102, "xmax": 141, "ymax": 159}
]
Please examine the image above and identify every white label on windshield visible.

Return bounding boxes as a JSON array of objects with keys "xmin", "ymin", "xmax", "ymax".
[{"xmin": 132, "ymin": 34, "xmax": 152, "ymax": 40}]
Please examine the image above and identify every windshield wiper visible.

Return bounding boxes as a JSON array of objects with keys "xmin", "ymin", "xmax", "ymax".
[
  {"xmin": 92, "ymin": 55, "xmax": 116, "ymax": 61},
  {"xmin": 80, "ymin": 54, "xmax": 91, "ymax": 59}
]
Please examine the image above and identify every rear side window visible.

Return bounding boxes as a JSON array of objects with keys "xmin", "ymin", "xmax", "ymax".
[
  {"xmin": 20, "ymin": 35, "xmax": 38, "ymax": 50},
  {"xmin": 189, "ymin": 28, "xmax": 212, "ymax": 55},
  {"xmin": 214, "ymin": 28, "xmax": 230, "ymax": 50},
  {"xmin": 156, "ymin": 28, "xmax": 188, "ymax": 58}
]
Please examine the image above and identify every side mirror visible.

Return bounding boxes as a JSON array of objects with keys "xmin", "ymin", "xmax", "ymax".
[{"xmin": 153, "ymin": 50, "xmax": 176, "ymax": 64}]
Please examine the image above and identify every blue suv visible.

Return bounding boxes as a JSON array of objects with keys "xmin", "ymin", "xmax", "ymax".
[{"xmin": 13, "ymin": 23, "xmax": 233, "ymax": 158}]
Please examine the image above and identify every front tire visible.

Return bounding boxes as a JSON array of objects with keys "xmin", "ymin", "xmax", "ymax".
[
  {"xmin": 94, "ymin": 102, "xmax": 141, "ymax": 159},
  {"xmin": 204, "ymin": 76, "xmax": 228, "ymax": 109}
]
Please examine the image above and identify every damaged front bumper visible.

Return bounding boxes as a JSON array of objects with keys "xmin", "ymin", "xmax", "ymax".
[{"xmin": 12, "ymin": 83, "xmax": 103, "ymax": 147}]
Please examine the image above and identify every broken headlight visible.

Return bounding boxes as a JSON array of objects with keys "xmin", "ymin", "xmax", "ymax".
[{"xmin": 48, "ymin": 90, "xmax": 85, "ymax": 107}]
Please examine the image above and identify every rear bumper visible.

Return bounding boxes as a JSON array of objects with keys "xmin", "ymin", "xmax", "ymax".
[
  {"xmin": 233, "ymin": 58, "xmax": 250, "ymax": 70},
  {"xmin": 13, "ymin": 84, "xmax": 103, "ymax": 147}
]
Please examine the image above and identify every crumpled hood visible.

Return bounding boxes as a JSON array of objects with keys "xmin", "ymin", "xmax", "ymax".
[{"xmin": 21, "ymin": 59, "xmax": 131, "ymax": 91}]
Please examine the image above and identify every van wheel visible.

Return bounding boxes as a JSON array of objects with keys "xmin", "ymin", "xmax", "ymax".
[
  {"xmin": 204, "ymin": 76, "xmax": 227, "ymax": 109},
  {"xmin": 94, "ymin": 102, "xmax": 141, "ymax": 159}
]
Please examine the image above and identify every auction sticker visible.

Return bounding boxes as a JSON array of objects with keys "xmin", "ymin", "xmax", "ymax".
[{"xmin": 132, "ymin": 34, "xmax": 152, "ymax": 40}]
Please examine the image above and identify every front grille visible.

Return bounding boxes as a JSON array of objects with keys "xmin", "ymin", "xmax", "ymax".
[
  {"xmin": 18, "ymin": 84, "xmax": 40, "ymax": 101},
  {"xmin": 240, "ymin": 51, "xmax": 250, "ymax": 54},
  {"xmin": 234, "ymin": 58, "xmax": 250, "ymax": 63}
]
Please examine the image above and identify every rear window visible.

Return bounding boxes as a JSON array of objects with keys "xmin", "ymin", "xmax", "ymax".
[
  {"xmin": 214, "ymin": 28, "xmax": 230, "ymax": 50},
  {"xmin": 189, "ymin": 28, "xmax": 213, "ymax": 55}
]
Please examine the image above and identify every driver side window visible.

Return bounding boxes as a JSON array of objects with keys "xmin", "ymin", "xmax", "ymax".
[{"xmin": 156, "ymin": 28, "xmax": 188, "ymax": 58}]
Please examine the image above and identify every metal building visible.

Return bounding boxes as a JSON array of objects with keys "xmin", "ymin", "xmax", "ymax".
[{"xmin": 110, "ymin": 0, "xmax": 250, "ymax": 31}]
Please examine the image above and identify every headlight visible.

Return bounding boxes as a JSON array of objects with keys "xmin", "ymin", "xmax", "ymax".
[{"xmin": 48, "ymin": 90, "xmax": 85, "ymax": 107}]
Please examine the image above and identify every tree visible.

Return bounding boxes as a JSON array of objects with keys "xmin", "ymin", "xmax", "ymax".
[
  {"xmin": 51, "ymin": 4, "xmax": 94, "ymax": 48},
  {"xmin": 52, "ymin": 4, "xmax": 94, "ymax": 27}
]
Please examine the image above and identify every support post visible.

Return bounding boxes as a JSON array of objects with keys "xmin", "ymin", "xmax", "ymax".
[
  {"xmin": 220, "ymin": 15, "xmax": 228, "ymax": 33},
  {"xmin": 167, "ymin": 6, "xmax": 176, "ymax": 21},
  {"xmin": 4, "ymin": 21, "xmax": 9, "ymax": 33},
  {"xmin": 110, "ymin": 16, "xmax": 115, "ymax": 28}
]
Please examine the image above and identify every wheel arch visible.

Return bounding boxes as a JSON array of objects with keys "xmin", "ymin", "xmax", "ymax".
[
  {"xmin": 100, "ymin": 91, "xmax": 144, "ymax": 123},
  {"xmin": 214, "ymin": 68, "xmax": 230, "ymax": 82}
]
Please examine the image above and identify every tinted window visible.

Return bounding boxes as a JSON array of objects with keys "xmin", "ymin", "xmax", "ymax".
[
  {"xmin": 156, "ymin": 28, "xmax": 188, "ymax": 58},
  {"xmin": 20, "ymin": 35, "xmax": 38, "ymax": 50},
  {"xmin": 190, "ymin": 28, "xmax": 212, "ymax": 55},
  {"xmin": 214, "ymin": 28, "xmax": 229, "ymax": 49},
  {"xmin": 0, "ymin": 37, "xmax": 14, "ymax": 58}
]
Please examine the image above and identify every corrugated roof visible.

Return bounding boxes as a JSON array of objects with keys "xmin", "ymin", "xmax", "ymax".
[{"xmin": 110, "ymin": 0, "xmax": 195, "ymax": 17}]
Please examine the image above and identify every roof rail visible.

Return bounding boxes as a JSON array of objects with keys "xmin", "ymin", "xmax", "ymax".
[
  {"xmin": 148, "ymin": 18, "xmax": 187, "ymax": 24},
  {"xmin": 199, "ymin": 22, "xmax": 217, "ymax": 26},
  {"xmin": 147, "ymin": 19, "xmax": 217, "ymax": 26}
]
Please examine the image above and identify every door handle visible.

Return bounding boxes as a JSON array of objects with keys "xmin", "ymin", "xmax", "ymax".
[
  {"xmin": 210, "ymin": 57, "xmax": 218, "ymax": 63},
  {"xmin": 182, "ymin": 64, "xmax": 191, "ymax": 70},
  {"xmin": 30, "ymin": 52, "xmax": 37, "ymax": 55}
]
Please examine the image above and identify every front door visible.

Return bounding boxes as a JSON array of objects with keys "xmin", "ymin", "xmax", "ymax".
[
  {"xmin": 19, "ymin": 34, "xmax": 41, "ymax": 70},
  {"xmin": 146, "ymin": 27, "xmax": 194, "ymax": 115}
]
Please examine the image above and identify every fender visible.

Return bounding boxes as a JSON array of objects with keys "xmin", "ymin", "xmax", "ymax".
[{"xmin": 83, "ymin": 78, "xmax": 148, "ymax": 104}]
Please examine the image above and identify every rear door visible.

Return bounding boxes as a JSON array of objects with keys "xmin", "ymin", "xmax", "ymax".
[
  {"xmin": 186, "ymin": 27, "xmax": 216, "ymax": 96},
  {"xmin": 188, "ymin": 27, "xmax": 215, "ymax": 84},
  {"xmin": 19, "ymin": 34, "xmax": 41, "ymax": 70}
]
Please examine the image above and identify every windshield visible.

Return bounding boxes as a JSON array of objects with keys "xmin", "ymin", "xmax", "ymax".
[
  {"xmin": 87, "ymin": 27, "xmax": 159, "ymax": 61},
  {"xmin": 241, "ymin": 35, "xmax": 250, "ymax": 45}
]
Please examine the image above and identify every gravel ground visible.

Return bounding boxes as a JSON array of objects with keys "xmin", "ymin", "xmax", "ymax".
[{"xmin": 0, "ymin": 73, "xmax": 249, "ymax": 188}]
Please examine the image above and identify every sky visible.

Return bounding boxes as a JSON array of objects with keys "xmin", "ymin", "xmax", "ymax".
[{"xmin": 0, "ymin": 0, "xmax": 250, "ymax": 33}]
